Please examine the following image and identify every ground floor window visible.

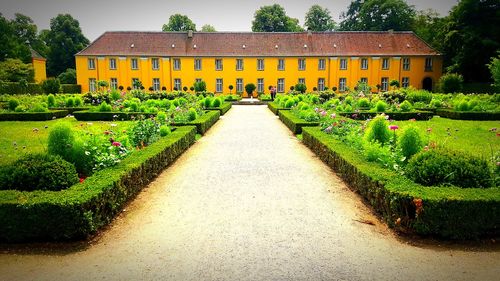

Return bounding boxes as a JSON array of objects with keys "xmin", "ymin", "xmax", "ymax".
[
  {"xmin": 318, "ymin": 78, "xmax": 325, "ymax": 91},
  {"xmin": 381, "ymin": 77, "xmax": 389, "ymax": 92},
  {"xmin": 360, "ymin": 77, "xmax": 368, "ymax": 84},
  {"xmin": 257, "ymin": 78, "xmax": 264, "ymax": 93},
  {"xmin": 277, "ymin": 78, "xmax": 285, "ymax": 93},
  {"xmin": 402, "ymin": 77, "xmax": 410, "ymax": 88},
  {"xmin": 298, "ymin": 78, "xmax": 305, "ymax": 85},
  {"xmin": 110, "ymin": 78, "xmax": 117, "ymax": 90},
  {"xmin": 174, "ymin": 78, "xmax": 181, "ymax": 91},
  {"xmin": 236, "ymin": 78, "xmax": 243, "ymax": 93},
  {"xmin": 216, "ymin": 78, "xmax": 223, "ymax": 93},
  {"xmin": 89, "ymin": 78, "xmax": 96, "ymax": 92},
  {"xmin": 153, "ymin": 78, "xmax": 160, "ymax": 91},
  {"xmin": 339, "ymin": 78, "xmax": 346, "ymax": 92}
]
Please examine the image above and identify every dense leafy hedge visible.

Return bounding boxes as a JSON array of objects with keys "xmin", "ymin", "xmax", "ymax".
[
  {"xmin": 173, "ymin": 110, "xmax": 220, "ymax": 135},
  {"xmin": 302, "ymin": 127, "xmax": 500, "ymax": 239},
  {"xmin": 206, "ymin": 102, "xmax": 231, "ymax": 115},
  {"xmin": 436, "ymin": 110, "xmax": 500, "ymax": 120},
  {"xmin": 73, "ymin": 111, "xmax": 154, "ymax": 121},
  {"xmin": 338, "ymin": 111, "xmax": 434, "ymax": 121},
  {"xmin": 0, "ymin": 126, "xmax": 197, "ymax": 242},
  {"xmin": 61, "ymin": 84, "xmax": 81, "ymax": 94},
  {"xmin": 49, "ymin": 107, "xmax": 90, "ymax": 114},
  {"xmin": 0, "ymin": 81, "xmax": 43, "ymax": 95},
  {"xmin": 268, "ymin": 102, "xmax": 290, "ymax": 115},
  {"xmin": 278, "ymin": 110, "xmax": 320, "ymax": 134},
  {"xmin": 0, "ymin": 110, "xmax": 68, "ymax": 121}
]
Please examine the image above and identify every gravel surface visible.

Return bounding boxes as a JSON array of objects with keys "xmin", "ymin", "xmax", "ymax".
[{"xmin": 0, "ymin": 105, "xmax": 499, "ymax": 281}]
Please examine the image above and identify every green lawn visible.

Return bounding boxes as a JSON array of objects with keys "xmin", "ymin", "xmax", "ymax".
[
  {"xmin": 0, "ymin": 117, "xmax": 132, "ymax": 166},
  {"xmin": 394, "ymin": 117, "xmax": 499, "ymax": 159}
]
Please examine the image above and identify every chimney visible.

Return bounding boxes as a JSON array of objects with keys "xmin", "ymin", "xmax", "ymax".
[{"xmin": 188, "ymin": 30, "xmax": 193, "ymax": 38}]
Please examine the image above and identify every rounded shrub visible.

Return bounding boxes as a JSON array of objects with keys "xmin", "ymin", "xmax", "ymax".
[
  {"xmin": 456, "ymin": 100, "xmax": 470, "ymax": 111},
  {"xmin": 98, "ymin": 102, "xmax": 112, "ymax": 112},
  {"xmin": 211, "ymin": 97, "xmax": 222, "ymax": 108},
  {"xmin": 14, "ymin": 105, "xmax": 26, "ymax": 112},
  {"xmin": 48, "ymin": 124, "xmax": 75, "ymax": 161},
  {"xmin": 157, "ymin": 111, "xmax": 167, "ymax": 124},
  {"xmin": 161, "ymin": 99, "xmax": 171, "ymax": 110},
  {"xmin": 406, "ymin": 148, "xmax": 492, "ymax": 188},
  {"xmin": 41, "ymin": 78, "xmax": 61, "ymax": 94},
  {"xmin": 0, "ymin": 153, "xmax": 79, "ymax": 191},
  {"xmin": 159, "ymin": 125, "xmax": 171, "ymax": 137},
  {"xmin": 284, "ymin": 99, "xmax": 295, "ymax": 108},
  {"xmin": 439, "ymin": 73, "xmax": 464, "ymax": 94},
  {"xmin": 375, "ymin": 100, "xmax": 387, "ymax": 112},
  {"xmin": 47, "ymin": 94, "xmax": 56, "ymax": 107},
  {"xmin": 74, "ymin": 97, "xmax": 83, "ymax": 106},
  {"xmin": 344, "ymin": 104, "xmax": 353, "ymax": 112},
  {"xmin": 397, "ymin": 126, "xmax": 424, "ymax": 159},
  {"xmin": 110, "ymin": 90, "xmax": 121, "ymax": 101},
  {"xmin": 188, "ymin": 107, "xmax": 198, "ymax": 121},
  {"xmin": 8, "ymin": 99, "xmax": 19, "ymax": 111},
  {"xmin": 344, "ymin": 96, "xmax": 354, "ymax": 105},
  {"xmin": 203, "ymin": 97, "xmax": 213, "ymax": 108},
  {"xmin": 30, "ymin": 103, "xmax": 48, "ymax": 113},
  {"xmin": 65, "ymin": 97, "xmax": 75, "ymax": 107},
  {"xmin": 310, "ymin": 95, "xmax": 320, "ymax": 104},
  {"xmin": 364, "ymin": 115, "xmax": 391, "ymax": 145},
  {"xmin": 430, "ymin": 99, "xmax": 443, "ymax": 108},
  {"xmin": 399, "ymin": 100, "xmax": 413, "ymax": 112},
  {"xmin": 357, "ymin": 98, "xmax": 370, "ymax": 108}
]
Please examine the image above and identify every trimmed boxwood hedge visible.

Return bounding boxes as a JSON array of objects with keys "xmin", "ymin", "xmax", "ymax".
[
  {"xmin": 0, "ymin": 110, "xmax": 68, "ymax": 121},
  {"xmin": 49, "ymin": 107, "xmax": 90, "ymax": 114},
  {"xmin": 268, "ymin": 102, "xmax": 290, "ymax": 115},
  {"xmin": 436, "ymin": 110, "xmax": 500, "ymax": 120},
  {"xmin": 338, "ymin": 111, "xmax": 434, "ymax": 121},
  {"xmin": 173, "ymin": 110, "xmax": 220, "ymax": 135},
  {"xmin": 61, "ymin": 84, "xmax": 81, "ymax": 94},
  {"xmin": 278, "ymin": 110, "xmax": 319, "ymax": 134},
  {"xmin": 206, "ymin": 102, "xmax": 232, "ymax": 115},
  {"xmin": 0, "ymin": 81, "xmax": 43, "ymax": 95},
  {"xmin": 302, "ymin": 127, "xmax": 500, "ymax": 239},
  {"xmin": 0, "ymin": 126, "xmax": 197, "ymax": 242}
]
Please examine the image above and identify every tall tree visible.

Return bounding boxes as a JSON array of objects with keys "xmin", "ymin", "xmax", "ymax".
[
  {"xmin": 162, "ymin": 14, "xmax": 196, "ymax": 31},
  {"xmin": 412, "ymin": 9, "xmax": 447, "ymax": 51},
  {"xmin": 0, "ymin": 13, "xmax": 20, "ymax": 62},
  {"xmin": 305, "ymin": 5, "xmax": 336, "ymax": 31},
  {"xmin": 252, "ymin": 4, "xmax": 303, "ymax": 32},
  {"xmin": 10, "ymin": 13, "xmax": 48, "ymax": 59},
  {"xmin": 339, "ymin": 0, "xmax": 416, "ymax": 31},
  {"xmin": 201, "ymin": 24, "xmax": 216, "ymax": 32},
  {"xmin": 441, "ymin": 0, "xmax": 500, "ymax": 82},
  {"xmin": 44, "ymin": 14, "xmax": 89, "ymax": 76}
]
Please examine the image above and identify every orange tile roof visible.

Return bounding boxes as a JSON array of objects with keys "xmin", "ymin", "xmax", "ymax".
[{"xmin": 76, "ymin": 31, "xmax": 440, "ymax": 57}]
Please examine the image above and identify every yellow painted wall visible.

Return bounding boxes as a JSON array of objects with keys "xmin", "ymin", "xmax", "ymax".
[
  {"xmin": 32, "ymin": 58, "xmax": 46, "ymax": 83},
  {"xmin": 76, "ymin": 55, "xmax": 442, "ymax": 93}
]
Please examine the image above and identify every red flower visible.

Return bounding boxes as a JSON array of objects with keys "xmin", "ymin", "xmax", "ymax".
[
  {"xmin": 112, "ymin": 141, "xmax": 121, "ymax": 147},
  {"xmin": 79, "ymin": 178, "xmax": 85, "ymax": 183}
]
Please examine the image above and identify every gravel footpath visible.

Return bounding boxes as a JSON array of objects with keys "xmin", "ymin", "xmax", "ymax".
[{"xmin": 0, "ymin": 105, "xmax": 499, "ymax": 281}]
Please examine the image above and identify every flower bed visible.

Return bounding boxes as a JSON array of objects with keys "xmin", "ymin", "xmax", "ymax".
[
  {"xmin": 0, "ymin": 126, "xmax": 197, "ymax": 242},
  {"xmin": 338, "ymin": 111, "xmax": 434, "ymax": 121},
  {"xmin": 302, "ymin": 127, "xmax": 500, "ymax": 239},
  {"xmin": 0, "ymin": 110, "xmax": 68, "ymax": 121},
  {"xmin": 278, "ymin": 110, "xmax": 319, "ymax": 134}
]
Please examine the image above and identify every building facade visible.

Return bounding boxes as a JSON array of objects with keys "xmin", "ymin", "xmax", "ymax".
[
  {"xmin": 76, "ymin": 31, "xmax": 442, "ymax": 95},
  {"xmin": 31, "ymin": 49, "xmax": 46, "ymax": 83}
]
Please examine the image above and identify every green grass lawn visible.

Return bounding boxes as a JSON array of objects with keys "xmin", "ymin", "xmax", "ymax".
[
  {"xmin": 394, "ymin": 117, "xmax": 499, "ymax": 159},
  {"xmin": 0, "ymin": 117, "xmax": 132, "ymax": 166}
]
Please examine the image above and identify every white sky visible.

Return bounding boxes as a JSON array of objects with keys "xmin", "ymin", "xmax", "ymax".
[{"xmin": 2, "ymin": 0, "xmax": 458, "ymax": 41}]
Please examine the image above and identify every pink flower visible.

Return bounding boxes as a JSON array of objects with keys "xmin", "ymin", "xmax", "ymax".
[
  {"xmin": 112, "ymin": 141, "xmax": 121, "ymax": 147},
  {"xmin": 389, "ymin": 125, "xmax": 399, "ymax": 131},
  {"xmin": 330, "ymin": 113, "xmax": 336, "ymax": 119}
]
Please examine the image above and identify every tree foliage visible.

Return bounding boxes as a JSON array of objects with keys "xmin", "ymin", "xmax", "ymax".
[
  {"xmin": 0, "ymin": 58, "xmax": 34, "ymax": 82},
  {"xmin": 305, "ymin": 5, "xmax": 336, "ymax": 31},
  {"xmin": 44, "ymin": 14, "xmax": 89, "ymax": 77},
  {"xmin": 162, "ymin": 14, "xmax": 196, "ymax": 31},
  {"xmin": 201, "ymin": 24, "xmax": 216, "ymax": 32},
  {"xmin": 487, "ymin": 54, "xmax": 500, "ymax": 91},
  {"xmin": 252, "ymin": 4, "xmax": 303, "ymax": 32},
  {"xmin": 412, "ymin": 9, "xmax": 447, "ymax": 51},
  {"xmin": 57, "ymin": 68, "xmax": 76, "ymax": 84},
  {"xmin": 339, "ymin": 0, "xmax": 416, "ymax": 31}
]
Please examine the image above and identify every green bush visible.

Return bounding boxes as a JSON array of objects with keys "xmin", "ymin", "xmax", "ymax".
[
  {"xmin": 245, "ymin": 83, "xmax": 256, "ymax": 96},
  {"xmin": 48, "ymin": 124, "xmax": 75, "ymax": 161},
  {"xmin": 159, "ymin": 125, "xmax": 171, "ymax": 137},
  {"xmin": 284, "ymin": 99, "xmax": 295, "ymax": 108},
  {"xmin": 61, "ymin": 84, "xmax": 81, "ymax": 94},
  {"xmin": 30, "ymin": 103, "xmax": 48, "ymax": 113},
  {"xmin": 406, "ymin": 89, "xmax": 432, "ymax": 104},
  {"xmin": 397, "ymin": 126, "xmax": 424, "ymax": 159},
  {"xmin": 364, "ymin": 115, "xmax": 391, "ymax": 145},
  {"xmin": 98, "ymin": 102, "xmax": 112, "ymax": 112},
  {"xmin": 363, "ymin": 140, "xmax": 391, "ymax": 162},
  {"xmin": 406, "ymin": 148, "xmax": 492, "ymax": 188},
  {"xmin": 0, "ymin": 153, "xmax": 79, "ymax": 191},
  {"xmin": 188, "ymin": 107, "xmax": 198, "ymax": 121},
  {"xmin": 110, "ymin": 90, "xmax": 121, "ymax": 101},
  {"xmin": 295, "ymin": 83, "xmax": 307, "ymax": 93},
  {"xmin": 8, "ymin": 99, "xmax": 19, "ymax": 111},
  {"xmin": 439, "ymin": 73, "xmax": 464, "ymax": 94},
  {"xmin": 194, "ymin": 80, "xmax": 207, "ymax": 92},
  {"xmin": 344, "ymin": 96, "xmax": 354, "ymax": 105},
  {"xmin": 399, "ymin": 100, "xmax": 413, "ymax": 112},
  {"xmin": 41, "ymin": 78, "xmax": 61, "ymax": 94},
  {"xmin": 157, "ymin": 111, "xmax": 167, "ymax": 124},
  {"xmin": 375, "ymin": 100, "xmax": 387, "ymax": 112},
  {"xmin": 65, "ymin": 97, "xmax": 75, "ymax": 107},
  {"xmin": 74, "ymin": 97, "xmax": 83, "ymax": 106},
  {"xmin": 203, "ymin": 97, "xmax": 213, "ymax": 108},
  {"xmin": 14, "ymin": 105, "xmax": 26, "ymax": 112},
  {"xmin": 128, "ymin": 118, "xmax": 160, "ymax": 147},
  {"xmin": 357, "ymin": 98, "xmax": 370, "ymax": 108},
  {"xmin": 430, "ymin": 99, "xmax": 443, "ymax": 108},
  {"xmin": 47, "ymin": 94, "xmax": 56, "ymax": 107},
  {"xmin": 456, "ymin": 100, "xmax": 470, "ymax": 111},
  {"xmin": 211, "ymin": 97, "xmax": 222, "ymax": 107},
  {"xmin": 57, "ymin": 69, "xmax": 77, "ymax": 84}
]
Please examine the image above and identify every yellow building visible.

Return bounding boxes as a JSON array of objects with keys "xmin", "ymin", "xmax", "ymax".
[
  {"xmin": 31, "ymin": 48, "xmax": 47, "ymax": 83},
  {"xmin": 76, "ymin": 31, "xmax": 442, "ymax": 95}
]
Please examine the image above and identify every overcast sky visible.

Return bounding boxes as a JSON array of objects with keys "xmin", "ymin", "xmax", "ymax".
[{"xmin": 2, "ymin": 0, "xmax": 458, "ymax": 41}]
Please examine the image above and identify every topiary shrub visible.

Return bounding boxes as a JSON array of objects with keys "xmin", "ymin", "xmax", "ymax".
[
  {"xmin": 203, "ymin": 97, "xmax": 213, "ymax": 108},
  {"xmin": 245, "ymin": 83, "xmax": 256, "ymax": 97},
  {"xmin": 364, "ymin": 115, "xmax": 391, "ymax": 145},
  {"xmin": 357, "ymin": 98, "xmax": 370, "ymax": 108},
  {"xmin": 397, "ymin": 126, "xmax": 424, "ymax": 159},
  {"xmin": 375, "ymin": 100, "xmax": 387, "ymax": 112},
  {"xmin": 74, "ymin": 97, "xmax": 83, "ymax": 106},
  {"xmin": 399, "ymin": 100, "xmax": 413, "ymax": 112},
  {"xmin": 455, "ymin": 100, "xmax": 470, "ymax": 111},
  {"xmin": 0, "ymin": 153, "xmax": 79, "ymax": 191},
  {"xmin": 295, "ymin": 83, "xmax": 307, "ymax": 93},
  {"xmin": 14, "ymin": 105, "xmax": 26, "ymax": 112},
  {"xmin": 406, "ymin": 148, "xmax": 492, "ymax": 188},
  {"xmin": 30, "ymin": 103, "xmax": 48, "ymax": 112},
  {"xmin": 65, "ymin": 97, "xmax": 75, "ymax": 107},
  {"xmin": 48, "ymin": 124, "xmax": 75, "ymax": 161},
  {"xmin": 157, "ymin": 111, "xmax": 167, "ymax": 124},
  {"xmin": 98, "ymin": 102, "xmax": 112, "ymax": 112},
  {"xmin": 8, "ymin": 99, "xmax": 19, "ymax": 111},
  {"xmin": 439, "ymin": 73, "xmax": 464, "ymax": 94},
  {"xmin": 41, "ymin": 78, "xmax": 61, "ymax": 94},
  {"xmin": 284, "ymin": 99, "xmax": 295, "ymax": 108},
  {"xmin": 47, "ymin": 94, "xmax": 56, "ymax": 107},
  {"xmin": 159, "ymin": 125, "xmax": 171, "ymax": 137},
  {"xmin": 188, "ymin": 107, "xmax": 198, "ymax": 121},
  {"xmin": 211, "ymin": 97, "xmax": 222, "ymax": 108}
]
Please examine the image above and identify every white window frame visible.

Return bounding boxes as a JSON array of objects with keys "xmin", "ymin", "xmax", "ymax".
[
  {"xmin": 257, "ymin": 78, "xmax": 264, "ymax": 93},
  {"xmin": 88, "ymin": 58, "xmax": 95, "ymax": 70},
  {"xmin": 382, "ymin": 58, "xmax": 390, "ymax": 70},
  {"xmin": 257, "ymin": 59, "xmax": 264, "ymax": 71},
  {"xmin": 174, "ymin": 79, "xmax": 181, "ymax": 91},
  {"xmin": 318, "ymin": 78, "xmax": 325, "ymax": 91},
  {"xmin": 298, "ymin": 58, "xmax": 306, "ymax": 71},
  {"xmin": 215, "ymin": 59, "xmax": 223, "ymax": 71},
  {"xmin": 110, "ymin": 78, "xmax": 118, "ymax": 89},
  {"xmin": 153, "ymin": 78, "xmax": 160, "ymax": 91},
  {"xmin": 194, "ymin": 58, "xmax": 202, "ymax": 71},
  {"xmin": 277, "ymin": 78, "xmax": 285, "ymax": 93},
  {"xmin": 152, "ymin": 58, "xmax": 160, "ymax": 70},
  {"xmin": 236, "ymin": 78, "xmax": 243, "ymax": 93},
  {"xmin": 318, "ymin": 58, "xmax": 326, "ymax": 70},
  {"xmin": 195, "ymin": 78, "xmax": 202, "ymax": 83},
  {"xmin": 402, "ymin": 57, "xmax": 410, "ymax": 71},
  {"xmin": 109, "ymin": 58, "xmax": 116, "ymax": 70},
  {"xmin": 131, "ymin": 58, "xmax": 138, "ymax": 70},
  {"xmin": 236, "ymin": 59, "xmax": 244, "ymax": 71},
  {"xmin": 381, "ymin": 77, "xmax": 389, "ymax": 91},
  {"xmin": 173, "ymin": 58, "xmax": 181, "ymax": 70},
  {"xmin": 361, "ymin": 58, "xmax": 368, "ymax": 70},
  {"xmin": 298, "ymin": 78, "xmax": 305, "ymax": 85},
  {"xmin": 339, "ymin": 78, "xmax": 347, "ymax": 92},
  {"xmin": 89, "ymin": 78, "xmax": 96, "ymax": 91},
  {"xmin": 402, "ymin": 77, "xmax": 410, "ymax": 88},
  {"xmin": 360, "ymin": 77, "xmax": 368, "ymax": 84},
  {"xmin": 340, "ymin": 58, "xmax": 348, "ymax": 70},
  {"xmin": 278, "ymin": 59, "xmax": 285, "ymax": 71},
  {"xmin": 216, "ymin": 78, "xmax": 223, "ymax": 93}
]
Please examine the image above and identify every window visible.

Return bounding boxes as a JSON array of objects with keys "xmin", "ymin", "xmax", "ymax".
[
  {"xmin": 318, "ymin": 78, "xmax": 325, "ymax": 91},
  {"xmin": 298, "ymin": 58, "xmax": 306, "ymax": 70},
  {"xmin": 340, "ymin": 58, "xmax": 348, "ymax": 70},
  {"xmin": 215, "ymin": 59, "xmax": 223, "ymax": 71},
  {"xmin": 173, "ymin": 58, "xmax": 181, "ymax": 70},
  {"xmin": 402, "ymin": 57, "xmax": 410, "ymax": 71},
  {"xmin": 361, "ymin": 58, "xmax": 368, "ymax": 70},
  {"xmin": 236, "ymin": 59, "xmax": 244, "ymax": 71},
  {"xmin": 131, "ymin": 58, "xmax": 138, "ymax": 70},
  {"xmin": 339, "ymin": 78, "xmax": 347, "ymax": 92},
  {"xmin": 360, "ymin": 77, "xmax": 368, "ymax": 84},
  {"xmin": 278, "ymin": 59, "xmax": 285, "ymax": 71},
  {"xmin": 132, "ymin": 78, "xmax": 140, "ymax": 89},
  {"xmin": 89, "ymin": 78, "xmax": 96, "ymax": 91},
  {"xmin": 216, "ymin": 78, "xmax": 223, "ymax": 93},
  {"xmin": 194, "ymin": 58, "xmax": 202, "ymax": 70},
  {"xmin": 298, "ymin": 78, "xmax": 305, "ymax": 85},
  {"xmin": 152, "ymin": 58, "xmax": 159, "ymax": 70},
  {"xmin": 318, "ymin": 58, "xmax": 326, "ymax": 70},
  {"xmin": 425, "ymin": 57, "xmax": 433, "ymax": 71},
  {"xmin": 257, "ymin": 78, "xmax": 264, "ymax": 93},
  {"xmin": 88, "ymin": 58, "xmax": 95, "ymax": 70},
  {"xmin": 257, "ymin": 59, "xmax": 264, "ymax": 71},
  {"xmin": 382, "ymin": 58, "xmax": 390, "ymax": 70},
  {"xmin": 110, "ymin": 78, "xmax": 118, "ymax": 89},
  {"xmin": 174, "ymin": 79, "xmax": 181, "ymax": 91},
  {"xmin": 277, "ymin": 78, "xmax": 285, "ymax": 93},
  {"xmin": 109, "ymin": 58, "xmax": 116, "ymax": 70},
  {"xmin": 236, "ymin": 78, "xmax": 243, "ymax": 93},
  {"xmin": 402, "ymin": 77, "xmax": 410, "ymax": 88},
  {"xmin": 153, "ymin": 78, "xmax": 160, "ymax": 91},
  {"xmin": 195, "ymin": 78, "xmax": 202, "ymax": 83},
  {"xmin": 381, "ymin": 77, "xmax": 389, "ymax": 91}
]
